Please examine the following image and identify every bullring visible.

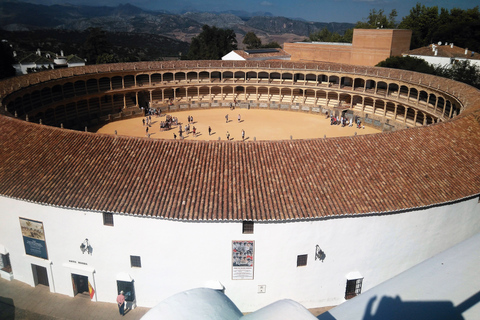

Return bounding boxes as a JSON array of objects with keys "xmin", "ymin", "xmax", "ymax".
[{"xmin": 0, "ymin": 60, "xmax": 479, "ymax": 312}]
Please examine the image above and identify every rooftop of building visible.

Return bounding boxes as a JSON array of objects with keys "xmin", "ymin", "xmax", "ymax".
[
  {"xmin": 229, "ymin": 48, "xmax": 291, "ymax": 60},
  {"xmin": 405, "ymin": 44, "xmax": 480, "ymax": 60}
]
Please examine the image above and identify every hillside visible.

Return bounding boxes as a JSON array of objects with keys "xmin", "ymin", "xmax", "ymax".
[{"xmin": 0, "ymin": 1, "xmax": 354, "ymax": 43}]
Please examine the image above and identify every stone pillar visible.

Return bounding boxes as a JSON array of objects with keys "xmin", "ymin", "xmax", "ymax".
[
  {"xmin": 404, "ymin": 107, "xmax": 408, "ymax": 123},
  {"xmin": 124, "ymin": 94, "xmax": 127, "ymax": 109},
  {"xmin": 394, "ymin": 104, "xmax": 398, "ymax": 120},
  {"xmin": 448, "ymin": 101, "xmax": 453, "ymax": 118},
  {"xmin": 413, "ymin": 109, "xmax": 418, "ymax": 126}
]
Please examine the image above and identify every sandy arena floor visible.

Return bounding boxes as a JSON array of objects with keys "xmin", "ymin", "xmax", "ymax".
[{"xmin": 96, "ymin": 108, "xmax": 380, "ymax": 141}]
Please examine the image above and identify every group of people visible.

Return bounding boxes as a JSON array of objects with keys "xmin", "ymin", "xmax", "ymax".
[{"xmin": 327, "ymin": 112, "xmax": 364, "ymax": 129}]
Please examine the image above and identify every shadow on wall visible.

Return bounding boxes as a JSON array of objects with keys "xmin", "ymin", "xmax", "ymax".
[
  {"xmin": 318, "ymin": 291, "xmax": 480, "ymax": 320},
  {"xmin": 0, "ymin": 296, "xmax": 15, "ymax": 319}
]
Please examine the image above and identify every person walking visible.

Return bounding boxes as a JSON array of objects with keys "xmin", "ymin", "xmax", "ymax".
[
  {"xmin": 208, "ymin": 126, "xmax": 212, "ymax": 136},
  {"xmin": 225, "ymin": 114, "xmax": 229, "ymax": 123},
  {"xmin": 241, "ymin": 129, "xmax": 245, "ymax": 141},
  {"xmin": 117, "ymin": 291, "xmax": 125, "ymax": 316},
  {"xmin": 238, "ymin": 114, "xmax": 241, "ymax": 122},
  {"xmin": 226, "ymin": 131, "xmax": 230, "ymax": 140},
  {"xmin": 173, "ymin": 133, "xmax": 177, "ymax": 139}
]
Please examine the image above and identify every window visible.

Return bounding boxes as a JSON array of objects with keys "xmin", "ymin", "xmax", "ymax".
[
  {"xmin": 130, "ymin": 255, "xmax": 141, "ymax": 268},
  {"xmin": 103, "ymin": 212, "xmax": 114, "ymax": 226},
  {"xmin": 242, "ymin": 221, "xmax": 254, "ymax": 234},
  {"xmin": 345, "ymin": 278, "xmax": 363, "ymax": 299},
  {"xmin": 0, "ymin": 253, "xmax": 12, "ymax": 273},
  {"xmin": 297, "ymin": 254, "xmax": 308, "ymax": 267}
]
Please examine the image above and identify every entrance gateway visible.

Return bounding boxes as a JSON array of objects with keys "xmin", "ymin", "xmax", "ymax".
[
  {"xmin": 71, "ymin": 273, "xmax": 89, "ymax": 296},
  {"xmin": 32, "ymin": 264, "xmax": 49, "ymax": 287}
]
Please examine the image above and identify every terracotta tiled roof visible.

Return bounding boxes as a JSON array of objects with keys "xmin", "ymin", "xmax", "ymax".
[
  {"xmin": 0, "ymin": 61, "xmax": 479, "ymax": 221},
  {"xmin": 405, "ymin": 44, "xmax": 480, "ymax": 60}
]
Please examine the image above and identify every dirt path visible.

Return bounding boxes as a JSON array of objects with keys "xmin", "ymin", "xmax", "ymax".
[{"xmin": 96, "ymin": 108, "xmax": 379, "ymax": 141}]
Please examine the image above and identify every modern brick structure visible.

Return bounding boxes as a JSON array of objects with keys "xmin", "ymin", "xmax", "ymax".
[
  {"xmin": 0, "ymin": 60, "xmax": 479, "ymax": 312},
  {"xmin": 284, "ymin": 29, "xmax": 412, "ymax": 66}
]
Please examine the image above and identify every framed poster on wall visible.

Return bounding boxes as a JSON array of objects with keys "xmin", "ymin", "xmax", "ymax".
[
  {"xmin": 19, "ymin": 218, "xmax": 48, "ymax": 259},
  {"xmin": 232, "ymin": 240, "xmax": 254, "ymax": 280}
]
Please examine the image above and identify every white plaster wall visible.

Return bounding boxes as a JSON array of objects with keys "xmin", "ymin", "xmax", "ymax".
[
  {"xmin": 0, "ymin": 195, "xmax": 479, "ymax": 312},
  {"xmin": 408, "ymin": 55, "xmax": 480, "ymax": 68},
  {"xmin": 222, "ymin": 52, "xmax": 246, "ymax": 61}
]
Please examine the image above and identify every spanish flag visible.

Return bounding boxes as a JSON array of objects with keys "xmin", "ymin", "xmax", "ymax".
[{"xmin": 88, "ymin": 281, "xmax": 95, "ymax": 299}]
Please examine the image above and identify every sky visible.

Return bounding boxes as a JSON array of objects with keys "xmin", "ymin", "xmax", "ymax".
[{"xmin": 22, "ymin": 0, "xmax": 480, "ymax": 23}]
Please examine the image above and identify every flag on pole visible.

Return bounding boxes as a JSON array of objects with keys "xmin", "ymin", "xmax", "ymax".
[{"xmin": 88, "ymin": 281, "xmax": 95, "ymax": 299}]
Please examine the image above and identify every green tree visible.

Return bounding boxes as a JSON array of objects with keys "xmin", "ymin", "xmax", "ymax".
[
  {"xmin": 436, "ymin": 60, "xmax": 480, "ymax": 89},
  {"xmin": 355, "ymin": 9, "xmax": 398, "ymax": 29},
  {"xmin": 308, "ymin": 27, "xmax": 352, "ymax": 43},
  {"xmin": 262, "ymin": 41, "xmax": 282, "ymax": 49},
  {"xmin": 376, "ymin": 56, "xmax": 437, "ymax": 75},
  {"xmin": 81, "ymin": 28, "xmax": 111, "ymax": 64},
  {"xmin": 187, "ymin": 25, "xmax": 237, "ymax": 60},
  {"xmin": 96, "ymin": 53, "xmax": 119, "ymax": 64},
  {"xmin": 243, "ymin": 32, "xmax": 262, "ymax": 49},
  {"xmin": 398, "ymin": 3, "xmax": 440, "ymax": 49},
  {"xmin": 0, "ymin": 41, "xmax": 16, "ymax": 79}
]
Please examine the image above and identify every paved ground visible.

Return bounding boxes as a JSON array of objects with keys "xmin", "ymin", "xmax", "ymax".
[
  {"xmin": 0, "ymin": 277, "xmax": 334, "ymax": 319},
  {"xmin": 96, "ymin": 108, "xmax": 379, "ymax": 141},
  {"xmin": 0, "ymin": 278, "xmax": 149, "ymax": 320}
]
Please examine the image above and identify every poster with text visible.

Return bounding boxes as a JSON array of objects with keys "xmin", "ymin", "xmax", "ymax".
[
  {"xmin": 20, "ymin": 218, "xmax": 48, "ymax": 259},
  {"xmin": 232, "ymin": 240, "xmax": 254, "ymax": 280}
]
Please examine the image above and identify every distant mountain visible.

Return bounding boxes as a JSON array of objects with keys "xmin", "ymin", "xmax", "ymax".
[{"xmin": 0, "ymin": 1, "xmax": 354, "ymax": 41}]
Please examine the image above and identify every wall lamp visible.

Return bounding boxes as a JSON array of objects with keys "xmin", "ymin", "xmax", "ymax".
[
  {"xmin": 80, "ymin": 238, "xmax": 92, "ymax": 255},
  {"xmin": 315, "ymin": 245, "xmax": 326, "ymax": 262}
]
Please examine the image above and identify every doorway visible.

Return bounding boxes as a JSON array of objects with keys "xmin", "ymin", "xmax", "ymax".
[
  {"xmin": 71, "ymin": 273, "xmax": 89, "ymax": 296},
  {"xmin": 32, "ymin": 264, "xmax": 49, "ymax": 287}
]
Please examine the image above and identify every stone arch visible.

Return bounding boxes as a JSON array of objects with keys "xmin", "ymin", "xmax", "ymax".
[
  {"xmin": 111, "ymin": 76, "xmax": 122, "ymax": 90},
  {"xmin": 136, "ymin": 74, "xmax": 149, "ymax": 86},
  {"xmin": 86, "ymin": 79, "xmax": 98, "ymax": 94}
]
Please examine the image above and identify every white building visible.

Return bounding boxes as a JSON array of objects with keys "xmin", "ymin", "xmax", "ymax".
[
  {"xmin": 403, "ymin": 43, "xmax": 480, "ymax": 68},
  {"xmin": 12, "ymin": 49, "xmax": 85, "ymax": 75}
]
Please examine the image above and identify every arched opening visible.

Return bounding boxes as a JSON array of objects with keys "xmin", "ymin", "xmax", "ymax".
[{"xmin": 111, "ymin": 76, "xmax": 122, "ymax": 90}]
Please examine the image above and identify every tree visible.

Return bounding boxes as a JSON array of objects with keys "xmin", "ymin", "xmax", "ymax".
[
  {"xmin": 399, "ymin": 5, "xmax": 480, "ymax": 52},
  {"xmin": 187, "ymin": 25, "xmax": 237, "ymax": 60},
  {"xmin": 0, "ymin": 41, "xmax": 16, "ymax": 79},
  {"xmin": 308, "ymin": 27, "xmax": 352, "ymax": 43},
  {"xmin": 436, "ymin": 60, "xmax": 480, "ymax": 89},
  {"xmin": 97, "ymin": 53, "xmax": 119, "ymax": 64},
  {"xmin": 262, "ymin": 41, "xmax": 282, "ymax": 48},
  {"xmin": 80, "ymin": 28, "xmax": 111, "ymax": 64},
  {"xmin": 355, "ymin": 9, "xmax": 398, "ymax": 29},
  {"xmin": 243, "ymin": 32, "xmax": 262, "ymax": 49},
  {"xmin": 376, "ymin": 56, "xmax": 437, "ymax": 75}
]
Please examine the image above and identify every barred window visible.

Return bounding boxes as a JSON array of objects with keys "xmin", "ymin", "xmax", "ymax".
[
  {"xmin": 297, "ymin": 254, "xmax": 308, "ymax": 267},
  {"xmin": 130, "ymin": 255, "xmax": 141, "ymax": 268},
  {"xmin": 345, "ymin": 278, "xmax": 363, "ymax": 299},
  {"xmin": 103, "ymin": 212, "xmax": 114, "ymax": 226},
  {"xmin": 242, "ymin": 221, "xmax": 254, "ymax": 234}
]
